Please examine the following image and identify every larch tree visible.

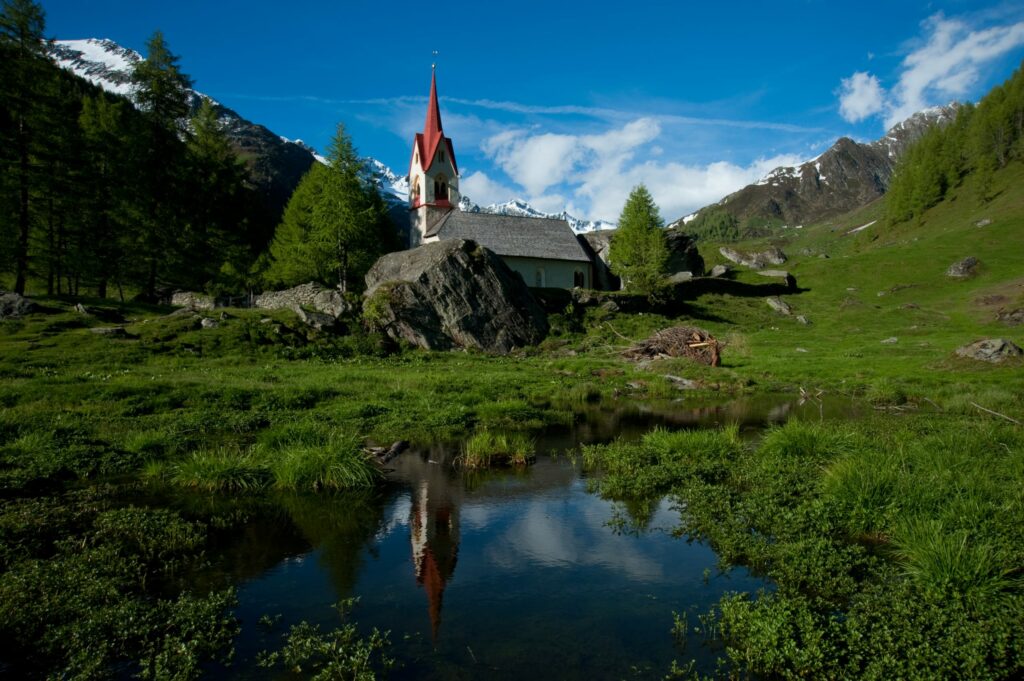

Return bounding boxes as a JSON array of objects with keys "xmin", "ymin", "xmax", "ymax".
[
  {"xmin": 0, "ymin": 0, "xmax": 49, "ymax": 294},
  {"xmin": 608, "ymin": 184, "xmax": 669, "ymax": 295}
]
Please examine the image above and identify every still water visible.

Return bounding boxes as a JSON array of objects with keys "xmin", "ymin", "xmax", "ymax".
[{"xmin": 214, "ymin": 395, "xmax": 859, "ymax": 679}]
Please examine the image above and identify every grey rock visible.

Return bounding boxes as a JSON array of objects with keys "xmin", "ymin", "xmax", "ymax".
[
  {"xmin": 975, "ymin": 218, "xmax": 992, "ymax": 227},
  {"xmin": 818, "ymin": 253, "xmax": 830, "ymax": 259},
  {"xmin": 170, "ymin": 291, "xmax": 215, "ymax": 310},
  {"xmin": 719, "ymin": 246, "xmax": 787, "ymax": 270},
  {"xmin": 364, "ymin": 239, "xmax": 548, "ymax": 353},
  {"xmin": 946, "ymin": 256, "xmax": 980, "ymax": 279},
  {"xmin": 0, "ymin": 291, "xmax": 36, "ymax": 319},
  {"xmin": 294, "ymin": 307, "xmax": 338, "ymax": 331},
  {"xmin": 796, "ymin": 315, "xmax": 811, "ymax": 325},
  {"xmin": 795, "ymin": 347, "xmax": 809, "ymax": 353},
  {"xmin": 709, "ymin": 264, "xmax": 731, "ymax": 278},
  {"xmin": 766, "ymin": 296, "xmax": 793, "ymax": 315},
  {"xmin": 955, "ymin": 338, "xmax": 1023, "ymax": 363},
  {"xmin": 880, "ymin": 337, "xmax": 898, "ymax": 344},
  {"xmin": 667, "ymin": 271, "xmax": 693, "ymax": 284},
  {"xmin": 200, "ymin": 318, "xmax": 219, "ymax": 329},
  {"xmin": 756, "ymin": 269, "xmax": 797, "ymax": 288},
  {"xmin": 663, "ymin": 374, "xmax": 698, "ymax": 390},
  {"xmin": 599, "ymin": 300, "xmax": 620, "ymax": 313},
  {"xmin": 90, "ymin": 326, "xmax": 126, "ymax": 337},
  {"xmin": 997, "ymin": 309, "xmax": 1024, "ymax": 326},
  {"xmin": 254, "ymin": 282, "xmax": 349, "ymax": 320},
  {"xmin": 74, "ymin": 303, "xmax": 90, "ymax": 315}
]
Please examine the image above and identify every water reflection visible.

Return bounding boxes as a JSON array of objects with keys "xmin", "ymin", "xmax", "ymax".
[{"xmin": 222, "ymin": 394, "xmax": 860, "ymax": 678}]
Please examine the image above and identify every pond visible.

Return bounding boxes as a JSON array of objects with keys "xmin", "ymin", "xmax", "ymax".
[{"xmin": 207, "ymin": 394, "xmax": 862, "ymax": 679}]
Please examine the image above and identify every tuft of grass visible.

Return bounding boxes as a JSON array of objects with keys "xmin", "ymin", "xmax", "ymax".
[
  {"xmin": 169, "ymin": 447, "xmax": 271, "ymax": 492},
  {"xmin": 892, "ymin": 519, "xmax": 1018, "ymax": 607},
  {"xmin": 459, "ymin": 430, "xmax": 535, "ymax": 469},
  {"xmin": 269, "ymin": 431, "xmax": 380, "ymax": 491}
]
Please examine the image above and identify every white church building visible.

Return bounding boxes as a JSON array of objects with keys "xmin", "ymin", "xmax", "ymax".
[{"xmin": 407, "ymin": 70, "xmax": 593, "ymax": 289}]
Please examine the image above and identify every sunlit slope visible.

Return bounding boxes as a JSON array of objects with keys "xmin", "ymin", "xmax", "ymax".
[{"xmin": 688, "ymin": 160, "xmax": 1024, "ymax": 397}]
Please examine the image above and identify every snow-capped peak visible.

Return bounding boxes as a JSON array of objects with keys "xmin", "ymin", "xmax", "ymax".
[{"xmin": 50, "ymin": 38, "xmax": 141, "ymax": 97}]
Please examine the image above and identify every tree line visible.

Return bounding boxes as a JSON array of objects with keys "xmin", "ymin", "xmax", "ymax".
[
  {"xmin": 0, "ymin": 0, "xmax": 398, "ymax": 301},
  {"xmin": 886, "ymin": 61, "xmax": 1024, "ymax": 225}
]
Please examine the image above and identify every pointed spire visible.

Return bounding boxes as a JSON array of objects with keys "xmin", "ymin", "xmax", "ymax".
[{"xmin": 424, "ymin": 68, "xmax": 444, "ymax": 138}]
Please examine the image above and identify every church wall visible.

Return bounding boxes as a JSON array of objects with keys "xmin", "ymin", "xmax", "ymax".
[{"xmin": 502, "ymin": 256, "xmax": 590, "ymax": 290}]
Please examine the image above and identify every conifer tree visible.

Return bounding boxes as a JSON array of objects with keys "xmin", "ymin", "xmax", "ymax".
[
  {"xmin": 0, "ymin": 0, "xmax": 49, "ymax": 294},
  {"xmin": 268, "ymin": 124, "xmax": 397, "ymax": 292},
  {"xmin": 609, "ymin": 184, "xmax": 668, "ymax": 295},
  {"xmin": 131, "ymin": 30, "xmax": 192, "ymax": 298}
]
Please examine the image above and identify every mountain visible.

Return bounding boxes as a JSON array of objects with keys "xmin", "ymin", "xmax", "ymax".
[
  {"xmin": 672, "ymin": 104, "xmax": 961, "ymax": 230},
  {"xmin": 457, "ymin": 197, "xmax": 616, "ymax": 233},
  {"xmin": 51, "ymin": 38, "xmax": 320, "ymax": 244}
]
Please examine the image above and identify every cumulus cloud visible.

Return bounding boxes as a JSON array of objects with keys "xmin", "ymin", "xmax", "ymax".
[
  {"xmin": 838, "ymin": 72, "xmax": 885, "ymax": 123},
  {"xmin": 837, "ymin": 13, "xmax": 1024, "ymax": 128},
  {"xmin": 479, "ymin": 117, "xmax": 806, "ymax": 221},
  {"xmin": 460, "ymin": 170, "xmax": 516, "ymax": 206}
]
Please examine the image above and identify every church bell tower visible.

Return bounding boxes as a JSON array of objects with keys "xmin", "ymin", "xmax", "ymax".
[{"xmin": 408, "ymin": 67, "xmax": 459, "ymax": 247}]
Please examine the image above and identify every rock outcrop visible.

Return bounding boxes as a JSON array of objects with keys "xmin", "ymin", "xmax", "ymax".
[
  {"xmin": 253, "ymin": 282, "xmax": 349, "ymax": 329},
  {"xmin": 955, "ymin": 338, "xmax": 1023, "ymax": 363},
  {"xmin": 720, "ymin": 247, "xmax": 787, "ymax": 270},
  {"xmin": 364, "ymin": 240, "xmax": 548, "ymax": 353},
  {"xmin": 0, "ymin": 291, "xmax": 36, "ymax": 319},
  {"xmin": 766, "ymin": 296, "xmax": 793, "ymax": 315}
]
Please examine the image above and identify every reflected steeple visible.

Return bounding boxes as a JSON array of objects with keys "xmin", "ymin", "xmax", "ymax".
[{"xmin": 408, "ymin": 462, "xmax": 461, "ymax": 640}]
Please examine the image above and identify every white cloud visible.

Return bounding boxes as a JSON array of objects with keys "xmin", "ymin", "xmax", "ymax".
[
  {"xmin": 838, "ymin": 72, "xmax": 885, "ymax": 123},
  {"xmin": 478, "ymin": 116, "xmax": 807, "ymax": 221},
  {"xmin": 460, "ymin": 170, "xmax": 516, "ymax": 206},
  {"xmin": 836, "ymin": 13, "xmax": 1024, "ymax": 128}
]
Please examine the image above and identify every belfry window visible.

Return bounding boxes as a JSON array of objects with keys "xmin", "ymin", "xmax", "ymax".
[{"xmin": 434, "ymin": 175, "xmax": 448, "ymax": 201}]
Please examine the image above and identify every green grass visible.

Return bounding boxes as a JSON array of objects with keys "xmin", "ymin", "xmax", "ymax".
[{"xmin": 459, "ymin": 430, "xmax": 535, "ymax": 468}]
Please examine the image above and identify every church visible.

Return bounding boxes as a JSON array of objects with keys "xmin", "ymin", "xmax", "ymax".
[{"xmin": 407, "ymin": 70, "xmax": 593, "ymax": 289}]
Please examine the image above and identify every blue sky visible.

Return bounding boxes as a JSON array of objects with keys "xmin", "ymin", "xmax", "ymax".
[{"xmin": 42, "ymin": 0, "xmax": 1024, "ymax": 221}]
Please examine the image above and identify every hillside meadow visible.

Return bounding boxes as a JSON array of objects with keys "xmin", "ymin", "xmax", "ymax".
[{"xmin": 1, "ymin": 161, "xmax": 1022, "ymax": 678}]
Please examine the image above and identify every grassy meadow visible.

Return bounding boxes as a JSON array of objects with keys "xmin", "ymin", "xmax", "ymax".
[{"xmin": 1, "ymin": 161, "xmax": 1022, "ymax": 677}]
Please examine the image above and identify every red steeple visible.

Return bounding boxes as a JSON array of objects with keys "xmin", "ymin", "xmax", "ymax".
[
  {"xmin": 424, "ymin": 68, "xmax": 443, "ymax": 142},
  {"xmin": 410, "ymin": 68, "xmax": 458, "ymax": 177}
]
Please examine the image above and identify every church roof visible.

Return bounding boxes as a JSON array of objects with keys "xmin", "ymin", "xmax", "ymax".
[
  {"xmin": 411, "ymin": 70, "xmax": 459, "ymax": 175},
  {"xmin": 428, "ymin": 211, "xmax": 591, "ymax": 263}
]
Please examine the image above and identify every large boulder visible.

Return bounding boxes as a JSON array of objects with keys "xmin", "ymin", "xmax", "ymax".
[
  {"xmin": 364, "ymin": 240, "xmax": 548, "ymax": 353},
  {"xmin": 0, "ymin": 291, "xmax": 36, "ymax": 319},
  {"xmin": 955, "ymin": 338, "xmax": 1023, "ymax": 363},
  {"xmin": 946, "ymin": 256, "xmax": 980, "ymax": 279},
  {"xmin": 719, "ymin": 246, "xmax": 787, "ymax": 270}
]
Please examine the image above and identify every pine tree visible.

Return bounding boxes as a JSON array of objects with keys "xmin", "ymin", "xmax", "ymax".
[
  {"xmin": 0, "ymin": 0, "xmax": 49, "ymax": 294},
  {"xmin": 130, "ymin": 30, "xmax": 192, "ymax": 298},
  {"xmin": 608, "ymin": 184, "xmax": 668, "ymax": 295},
  {"xmin": 268, "ymin": 124, "xmax": 397, "ymax": 292}
]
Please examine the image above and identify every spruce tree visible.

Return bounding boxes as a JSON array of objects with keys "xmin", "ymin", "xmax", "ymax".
[
  {"xmin": 268, "ymin": 124, "xmax": 397, "ymax": 292},
  {"xmin": 609, "ymin": 184, "xmax": 668, "ymax": 295}
]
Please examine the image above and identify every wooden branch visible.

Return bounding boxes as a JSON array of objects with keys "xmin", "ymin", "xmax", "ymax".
[{"xmin": 970, "ymin": 402, "xmax": 1022, "ymax": 426}]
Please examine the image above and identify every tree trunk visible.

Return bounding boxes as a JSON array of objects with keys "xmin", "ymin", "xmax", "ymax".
[{"xmin": 14, "ymin": 118, "xmax": 30, "ymax": 295}]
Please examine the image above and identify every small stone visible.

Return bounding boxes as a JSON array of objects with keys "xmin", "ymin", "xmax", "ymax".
[
  {"xmin": 766, "ymin": 296, "xmax": 793, "ymax": 315},
  {"xmin": 880, "ymin": 337, "xmax": 898, "ymax": 344},
  {"xmin": 200, "ymin": 318, "xmax": 219, "ymax": 329},
  {"xmin": 795, "ymin": 347, "xmax": 809, "ymax": 353},
  {"xmin": 260, "ymin": 318, "xmax": 272, "ymax": 324},
  {"xmin": 946, "ymin": 256, "xmax": 980, "ymax": 279},
  {"xmin": 74, "ymin": 303, "xmax": 90, "ymax": 315},
  {"xmin": 667, "ymin": 271, "xmax": 693, "ymax": 284},
  {"xmin": 709, "ymin": 264, "xmax": 731, "ymax": 278},
  {"xmin": 796, "ymin": 315, "xmax": 811, "ymax": 325},
  {"xmin": 975, "ymin": 218, "xmax": 992, "ymax": 227},
  {"xmin": 996, "ymin": 309, "xmax": 1024, "ymax": 326},
  {"xmin": 818, "ymin": 253, "xmax": 830, "ymax": 259},
  {"xmin": 90, "ymin": 326, "xmax": 126, "ymax": 337}
]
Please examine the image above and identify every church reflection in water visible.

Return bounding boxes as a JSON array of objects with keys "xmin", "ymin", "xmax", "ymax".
[{"xmin": 394, "ymin": 447, "xmax": 463, "ymax": 640}]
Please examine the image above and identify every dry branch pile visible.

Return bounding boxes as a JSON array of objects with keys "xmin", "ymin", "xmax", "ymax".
[{"xmin": 622, "ymin": 326, "xmax": 722, "ymax": 366}]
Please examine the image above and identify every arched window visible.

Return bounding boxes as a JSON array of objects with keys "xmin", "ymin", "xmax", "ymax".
[
  {"xmin": 434, "ymin": 175, "xmax": 448, "ymax": 201},
  {"xmin": 573, "ymin": 270, "xmax": 585, "ymax": 288},
  {"xmin": 534, "ymin": 267, "xmax": 545, "ymax": 287}
]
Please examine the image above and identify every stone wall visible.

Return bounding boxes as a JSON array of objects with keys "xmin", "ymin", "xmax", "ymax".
[{"xmin": 253, "ymin": 282, "xmax": 347, "ymax": 318}]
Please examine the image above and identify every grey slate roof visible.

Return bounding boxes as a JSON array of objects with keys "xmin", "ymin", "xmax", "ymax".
[{"xmin": 427, "ymin": 211, "xmax": 590, "ymax": 263}]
